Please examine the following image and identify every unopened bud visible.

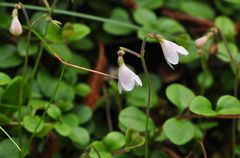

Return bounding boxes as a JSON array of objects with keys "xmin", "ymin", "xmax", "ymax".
[
  {"xmin": 195, "ymin": 36, "xmax": 208, "ymax": 48},
  {"xmin": 10, "ymin": 9, "xmax": 22, "ymax": 37}
]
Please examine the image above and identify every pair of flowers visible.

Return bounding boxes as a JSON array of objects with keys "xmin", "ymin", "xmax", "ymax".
[{"xmin": 118, "ymin": 39, "xmax": 189, "ymax": 93}]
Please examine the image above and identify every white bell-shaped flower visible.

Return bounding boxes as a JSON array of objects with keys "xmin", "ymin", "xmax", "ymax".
[
  {"xmin": 160, "ymin": 39, "xmax": 189, "ymax": 69},
  {"xmin": 118, "ymin": 57, "xmax": 142, "ymax": 93}
]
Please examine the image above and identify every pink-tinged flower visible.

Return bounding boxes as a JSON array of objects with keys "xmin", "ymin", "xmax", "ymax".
[
  {"xmin": 118, "ymin": 63, "xmax": 142, "ymax": 94},
  {"xmin": 195, "ymin": 36, "xmax": 208, "ymax": 48},
  {"xmin": 160, "ymin": 39, "xmax": 189, "ymax": 69},
  {"xmin": 10, "ymin": 16, "xmax": 22, "ymax": 37}
]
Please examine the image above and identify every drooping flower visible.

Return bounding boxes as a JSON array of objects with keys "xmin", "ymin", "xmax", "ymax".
[
  {"xmin": 117, "ymin": 50, "xmax": 142, "ymax": 93},
  {"xmin": 160, "ymin": 39, "xmax": 189, "ymax": 69},
  {"xmin": 10, "ymin": 9, "xmax": 22, "ymax": 37}
]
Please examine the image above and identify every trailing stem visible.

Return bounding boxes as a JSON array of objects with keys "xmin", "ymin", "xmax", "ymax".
[{"xmin": 217, "ymin": 27, "xmax": 240, "ymax": 158}]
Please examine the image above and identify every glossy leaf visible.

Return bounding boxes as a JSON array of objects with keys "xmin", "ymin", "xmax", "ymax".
[
  {"xmin": 190, "ymin": 96, "xmax": 217, "ymax": 116},
  {"xmin": 216, "ymin": 95, "xmax": 240, "ymax": 114},
  {"xmin": 215, "ymin": 16, "xmax": 236, "ymax": 40},
  {"xmin": 103, "ymin": 131, "xmax": 125, "ymax": 151},
  {"xmin": 62, "ymin": 23, "xmax": 91, "ymax": 42},
  {"xmin": 125, "ymin": 129, "xmax": 145, "ymax": 151},
  {"xmin": 166, "ymin": 84, "xmax": 195, "ymax": 111},
  {"xmin": 17, "ymin": 38, "xmax": 38, "ymax": 56},
  {"xmin": 68, "ymin": 127, "xmax": 90, "ymax": 148},
  {"xmin": 103, "ymin": 8, "xmax": 133, "ymax": 35},
  {"xmin": 163, "ymin": 118, "xmax": 195, "ymax": 145},
  {"xmin": 118, "ymin": 107, "xmax": 155, "ymax": 132},
  {"xmin": 23, "ymin": 115, "xmax": 44, "ymax": 133},
  {"xmin": 0, "ymin": 45, "xmax": 22, "ymax": 68},
  {"xmin": 197, "ymin": 70, "xmax": 214, "ymax": 89},
  {"xmin": 133, "ymin": 8, "xmax": 157, "ymax": 25},
  {"xmin": 0, "ymin": 72, "xmax": 11, "ymax": 86},
  {"xmin": 54, "ymin": 122, "xmax": 71, "ymax": 136}
]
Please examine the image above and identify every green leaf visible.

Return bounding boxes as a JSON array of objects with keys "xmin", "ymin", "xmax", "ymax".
[
  {"xmin": 216, "ymin": 95, "xmax": 240, "ymax": 114},
  {"xmin": 62, "ymin": 113, "xmax": 80, "ymax": 127},
  {"xmin": 133, "ymin": 8, "xmax": 157, "ymax": 25},
  {"xmin": 215, "ymin": 16, "xmax": 236, "ymax": 40},
  {"xmin": 75, "ymin": 83, "xmax": 91, "ymax": 97},
  {"xmin": 17, "ymin": 38, "xmax": 38, "ymax": 56},
  {"xmin": 23, "ymin": 115, "xmax": 44, "ymax": 133},
  {"xmin": 71, "ymin": 38, "xmax": 94, "ymax": 51},
  {"xmin": 88, "ymin": 142, "xmax": 112, "ymax": 158},
  {"xmin": 180, "ymin": 1, "xmax": 215, "ymax": 19},
  {"xmin": 29, "ymin": 99, "xmax": 49, "ymax": 110},
  {"xmin": 62, "ymin": 23, "xmax": 91, "ymax": 42},
  {"xmin": 197, "ymin": 70, "xmax": 214, "ymax": 89},
  {"xmin": 163, "ymin": 118, "xmax": 195, "ymax": 145},
  {"xmin": 75, "ymin": 105, "xmax": 92, "ymax": 124},
  {"xmin": 136, "ymin": 0, "xmax": 164, "ymax": 9},
  {"xmin": 0, "ymin": 72, "xmax": 11, "ymax": 86},
  {"xmin": 36, "ymin": 124, "xmax": 54, "ymax": 137},
  {"xmin": 118, "ymin": 107, "xmax": 155, "ymax": 132},
  {"xmin": 54, "ymin": 122, "xmax": 71, "ymax": 136},
  {"xmin": 103, "ymin": 8, "xmax": 133, "ymax": 35},
  {"xmin": 0, "ymin": 12, "xmax": 11, "ymax": 30},
  {"xmin": 1, "ymin": 76, "xmax": 29, "ymax": 105},
  {"xmin": 0, "ymin": 45, "xmax": 22, "ymax": 68},
  {"xmin": 47, "ymin": 105, "xmax": 62, "ymax": 120},
  {"xmin": 166, "ymin": 84, "xmax": 195, "ymax": 111},
  {"xmin": 45, "ymin": 23, "xmax": 62, "ymax": 43},
  {"xmin": 138, "ymin": 17, "xmax": 185, "ymax": 40},
  {"xmin": 190, "ymin": 96, "xmax": 217, "ymax": 116},
  {"xmin": 37, "ymin": 71, "xmax": 75, "ymax": 101},
  {"xmin": 103, "ymin": 131, "xmax": 125, "ymax": 151},
  {"xmin": 47, "ymin": 43, "xmax": 72, "ymax": 61},
  {"xmin": 125, "ymin": 129, "xmax": 145, "ymax": 151},
  {"xmin": 217, "ymin": 42, "xmax": 238, "ymax": 62},
  {"xmin": 0, "ymin": 139, "xmax": 19, "ymax": 158},
  {"xmin": 68, "ymin": 127, "xmax": 90, "ymax": 148},
  {"xmin": 126, "ymin": 87, "xmax": 158, "ymax": 108},
  {"xmin": 0, "ymin": 113, "xmax": 11, "ymax": 124}
]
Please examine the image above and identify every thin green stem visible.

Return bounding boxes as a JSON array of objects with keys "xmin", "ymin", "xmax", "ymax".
[
  {"xmin": 120, "ymin": 47, "xmax": 141, "ymax": 58},
  {"xmin": 217, "ymin": 27, "xmax": 240, "ymax": 158},
  {"xmin": 24, "ymin": 27, "xmax": 116, "ymax": 79},
  {"xmin": 0, "ymin": 126, "xmax": 22, "ymax": 151},
  {"xmin": 0, "ymin": 2, "xmax": 181, "ymax": 41},
  {"xmin": 92, "ymin": 145, "xmax": 101, "ymax": 158},
  {"xmin": 28, "ymin": 0, "xmax": 58, "ymax": 107},
  {"xmin": 140, "ymin": 37, "xmax": 151, "ymax": 158},
  {"xmin": 27, "ymin": 65, "xmax": 65, "ymax": 147},
  {"xmin": 17, "ymin": 3, "xmax": 32, "ymax": 157}
]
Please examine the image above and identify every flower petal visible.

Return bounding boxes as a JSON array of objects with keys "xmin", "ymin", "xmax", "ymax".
[
  {"xmin": 177, "ymin": 46, "xmax": 189, "ymax": 56},
  {"xmin": 160, "ymin": 40, "xmax": 179, "ymax": 65},
  {"xmin": 118, "ymin": 65, "xmax": 135, "ymax": 91},
  {"xmin": 133, "ymin": 75, "xmax": 142, "ymax": 86},
  {"xmin": 118, "ymin": 80, "xmax": 123, "ymax": 94}
]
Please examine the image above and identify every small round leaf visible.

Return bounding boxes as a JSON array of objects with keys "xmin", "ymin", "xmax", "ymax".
[{"xmin": 163, "ymin": 118, "xmax": 195, "ymax": 145}]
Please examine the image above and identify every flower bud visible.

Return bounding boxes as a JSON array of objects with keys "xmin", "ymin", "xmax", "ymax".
[
  {"xmin": 10, "ymin": 9, "xmax": 22, "ymax": 37},
  {"xmin": 195, "ymin": 36, "xmax": 208, "ymax": 48}
]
